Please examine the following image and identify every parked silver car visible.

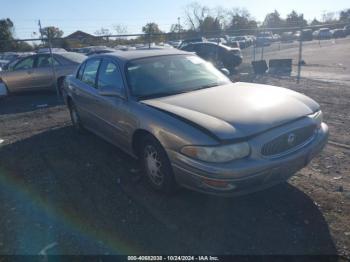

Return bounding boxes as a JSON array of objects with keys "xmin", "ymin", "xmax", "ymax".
[
  {"xmin": 62, "ymin": 50, "xmax": 328, "ymax": 196},
  {"xmin": 0, "ymin": 52, "xmax": 86, "ymax": 95}
]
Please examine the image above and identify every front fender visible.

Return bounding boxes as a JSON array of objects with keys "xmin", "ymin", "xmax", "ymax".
[{"xmin": 131, "ymin": 102, "xmax": 219, "ymax": 153}]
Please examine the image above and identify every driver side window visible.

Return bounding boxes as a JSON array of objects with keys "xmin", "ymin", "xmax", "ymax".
[
  {"xmin": 81, "ymin": 59, "xmax": 101, "ymax": 88},
  {"xmin": 14, "ymin": 57, "xmax": 35, "ymax": 71},
  {"xmin": 97, "ymin": 60, "xmax": 124, "ymax": 91}
]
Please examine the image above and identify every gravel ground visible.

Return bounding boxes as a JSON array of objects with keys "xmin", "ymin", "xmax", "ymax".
[
  {"xmin": 241, "ymin": 37, "xmax": 350, "ymax": 85},
  {"xmin": 0, "ymin": 76, "xmax": 349, "ymax": 258}
]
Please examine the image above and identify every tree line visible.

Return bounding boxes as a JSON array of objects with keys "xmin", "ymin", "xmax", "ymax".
[
  {"xmin": 170, "ymin": 3, "xmax": 350, "ymax": 34},
  {"xmin": 1, "ymin": 2, "xmax": 350, "ymax": 52}
]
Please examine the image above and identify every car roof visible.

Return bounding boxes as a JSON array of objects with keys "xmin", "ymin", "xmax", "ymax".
[
  {"xmin": 187, "ymin": 42, "xmax": 236, "ymax": 49},
  {"xmin": 189, "ymin": 42, "xmax": 218, "ymax": 46},
  {"xmin": 94, "ymin": 49, "xmax": 191, "ymax": 62}
]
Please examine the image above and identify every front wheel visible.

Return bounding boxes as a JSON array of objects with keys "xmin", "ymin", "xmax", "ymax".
[{"xmin": 140, "ymin": 135, "xmax": 178, "ymax": 194}]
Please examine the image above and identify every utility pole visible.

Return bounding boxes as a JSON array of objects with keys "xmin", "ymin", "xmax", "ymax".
[
  {"xmin": 38, "ymin": 19, "xmax": 43, "ymax": 43},
  {"xmin": 178, "ymin": 17, "xmax": 181, "ymax": 40},
  {"xmin": 261, "ymin": 29, "xmax": 264, "ymax": 61},
  {"xmin": 38, "ymin": 19, "xmax": 59, "ymax": 98},
  {"xmin": 297, "ymin": 26, "xmax": 303, "ymax": 84}
]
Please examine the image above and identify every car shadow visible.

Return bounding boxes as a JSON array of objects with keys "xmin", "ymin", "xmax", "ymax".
[
  {"xmin": 0, "ymin": 90, "xmax": 63, "ymax": 115},
  {"xmin": 0, "ymin": 126, "xmax": 337, "ymax": 255}
]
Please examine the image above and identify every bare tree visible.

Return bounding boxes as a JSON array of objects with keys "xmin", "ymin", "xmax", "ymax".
[
  {"xmin": 142, "ymin": 22, "xmax": 164, "ymax": 42},
  {"xmin": 339, "ymin": 9, "xmax": 350, "ymax": 23},
  {"xmin": 94, "ymin": 27, "xmax": 110, "ymax": 36},
  {"xmin": 262, "ymin": 10, "xmax": 285, "ymax": 28},
  {"xmin": 322, "ymin": 11, "xmax": 337, "ymax": 23},
  {"xmin": 184, "ymin": 2, "xmax": 210, "ymax": 31},
  {"xmin": 40, "ymin": 26, "xmax": 64, "ymax": 39},
  {"xmin": 184, "ymin": 2, "xmax": 226, "ymax": 33},
  {"xmin": 213, "ymin": 6, "xmax": 229, "ymax": 29},
  {"xmin": 113, "ymin": 24, "xmax": 128, "ymax": 35},
  {"xmin": 226, "ymin": 8, "xmax": 258, "ymax": 31},
  {"xmin": 94, "ymin": 27, "xmax": 111, "ymax": 43}
]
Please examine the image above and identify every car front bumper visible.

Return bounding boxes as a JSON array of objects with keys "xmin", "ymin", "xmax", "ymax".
[{"xmin": 167, "ymin": 123, "xmax": 329, "ymax": 196}]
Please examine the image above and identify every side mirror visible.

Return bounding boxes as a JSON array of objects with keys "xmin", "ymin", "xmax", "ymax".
[
  {"xmin": 98, "ymin": 85, "xmax": 124, "ymax": 98},
  {"xmin": 220, "ymin": 68, "xmax": 230, "ymax": 76}
]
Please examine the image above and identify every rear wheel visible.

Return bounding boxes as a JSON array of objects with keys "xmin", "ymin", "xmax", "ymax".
[
  {"xmin": 140, "ymin": 135, "xmax": 178, "ymax": 194},
  {"xmin": 57, "ymin": 77, "xmax": 65, "ymax": 97},
  {"xmin": 68, "ymin": 101, "xmax": 84, "ymax": 132},
  {"xmin": 0, "ymin": 82, "xmax": 9, "ymax": 98}
]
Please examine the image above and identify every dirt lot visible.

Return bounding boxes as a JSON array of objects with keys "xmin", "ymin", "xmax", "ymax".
[
  {"xmin": 242, "ymin": 37, "xmax": 350, "ymax": 85},
  {"xmin": 0, "ymin": 75, "xmax": 349, "ymax": 258}
]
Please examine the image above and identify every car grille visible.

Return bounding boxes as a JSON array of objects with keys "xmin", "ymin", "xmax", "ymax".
[{"xmin": 261, "ymin": 125, "xmax": 316, "ymax": 157}]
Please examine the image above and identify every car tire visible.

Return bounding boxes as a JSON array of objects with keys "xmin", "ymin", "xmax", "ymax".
[
  {"xmin": 68, "ymin": 101, "xmax": 84, "ymax": 132},
  {"xmin": 0, "ymin": 82, "xmax": 9, "ymax": 98},
  {"xmin": 57, "ymin": 77, "xmax": 65, "ymax": 97},
  {"xmin": 140, "ymin": 135, "xmax": 178, "ymax": 194}
]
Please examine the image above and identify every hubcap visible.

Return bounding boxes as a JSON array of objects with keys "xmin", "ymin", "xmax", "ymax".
[{"xmin": 144, "ymin": 145, "xmax": 163, "ymax": 186}]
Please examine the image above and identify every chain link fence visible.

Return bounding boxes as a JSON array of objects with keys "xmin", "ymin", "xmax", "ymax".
[{"xmin": 1, "ymin": 22, "xmax": 350, "ymax": 90}]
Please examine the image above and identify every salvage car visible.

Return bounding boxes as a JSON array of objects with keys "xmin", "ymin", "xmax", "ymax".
[
  {"xmin": 86, "ymin": 47, "xmax": 116, "ymax": 56},
  {"xmin": 207, "ymin": 37, "xmax": 228, "ymax": 45},
  {"xmin": 229, "ymin": 36, "xmax": 251, "ymax": 49},
  {"xmin": 314, "ymin": 28, "xmax": 332, "ymax": 40},
  {"xmin": 62, "ymin": 50, "xmax": 328, "ymax": 196},
  {"xmin": 255, "ymin": 31, "xmax": 273, "ymax": 46},
  {"xmin": 301, "ymin": 29, "xmax": 313, "ymax": 41},
  {"xmin": 281, "ymin": 32, "xmax": 295, "ymax": 43},
  {"xmin": 344, "ymin": 25, "xmax": 350, "ymax": 36},
  {"xmin": 180, "ymin": 42, "xmax": 242, "ymax": 71},
  {"xmin": 178, "ymin": 37, "xmax": 207, "ymax": 49},
  {"xmin": 37, "ymin": 48, "xmax": 67, "ymax": 53},
  {"xmin": 0, "ymin": 52, "xmax": 86, "ymax": 95},
  {"xmin": 0, "ymin": 52, "xmax": 18, "ymax": 69},
  {"xmin": 331, "ymin": 29, "xmax": 346, "ymax": 38},
  {"xmin": 0, "ymin": 52, "xmax": 34, "ymax": 71}
]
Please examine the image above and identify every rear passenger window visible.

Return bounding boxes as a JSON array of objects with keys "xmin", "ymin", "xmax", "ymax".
[
  {"xmin": 81, "ymin": 59, "xmax": 100, "ymax": 88},
  {"xmin": 37, "ymin": 55, "xmax": 60, "ymax": 68}
]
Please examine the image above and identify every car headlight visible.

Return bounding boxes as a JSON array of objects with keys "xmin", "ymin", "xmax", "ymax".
[{"xmin": 181, "ymin": 142, "xmax": 250, "ymax": 163}]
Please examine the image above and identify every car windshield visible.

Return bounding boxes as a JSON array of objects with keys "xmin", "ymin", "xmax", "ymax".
[
  {"xmin": 3, "ymin": 54, "xmax": 17, "ymax": 61},
  {"xmin": 126, "ymin": 55, "xmax": 231, "ymax": 99}
]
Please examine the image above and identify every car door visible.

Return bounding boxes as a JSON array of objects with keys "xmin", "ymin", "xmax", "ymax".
[
  {"xmin": 32, "ymin": 54, "xmax": 60, "ymax": 89},
  {"xmin": 181, "ymin": 44, "xmax": 195, "ymax": 52},
  {"xmin": 2, "ymin": 56, "xmax": 36, "ymax": 92},
  {"xmin": 92, "ymin": 58, "xmax": 130, "ymax": 151},
  {"xmin": 204, "ymin": 44, "xmax": 219, "ymax": 62},
  {"xmin": 72, "ymin": 58, "xmax": 102, "ymax": 129}
]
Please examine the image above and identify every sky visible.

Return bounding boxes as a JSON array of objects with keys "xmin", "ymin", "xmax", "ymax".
[{"xmin": 1, "ymin": 0, "xmax": 349, "ymax": 39}]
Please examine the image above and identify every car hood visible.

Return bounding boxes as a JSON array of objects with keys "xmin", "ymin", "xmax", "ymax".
[{"xmin": 141, "ymin": 82, "xmax": 320, "ymax": 141}]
